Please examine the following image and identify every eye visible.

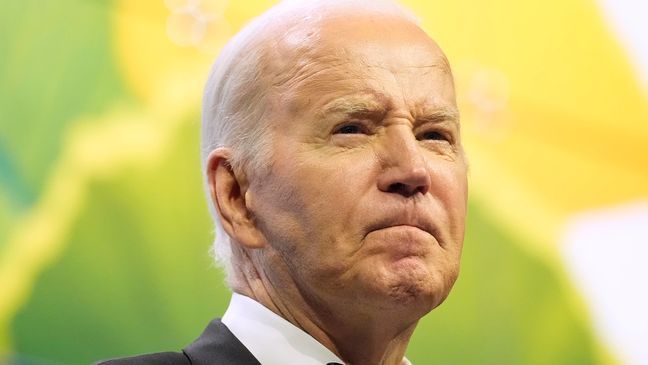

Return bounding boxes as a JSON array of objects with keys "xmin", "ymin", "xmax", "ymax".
[
  {"xmin": 418, "ymin": 130, "xmax": 448, "ymax": 141},
  {"xmin": 333, "ymin": 123, "xmax": 367, "ymax": 135}
]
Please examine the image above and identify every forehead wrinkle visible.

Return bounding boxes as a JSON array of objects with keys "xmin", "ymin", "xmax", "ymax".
[
  {"xmin": 253, "ymin": 22, "xmax": 326, "ymax": 98},
  {"xmin": 255, "ymin": 10, "xmax": 456, "ymax": 125},
  {"xmin": 416, "ymin": 62, "xmax": 452, "ymax": 75},
  {"xmin": 433, "ymin": 54, "xmax": 453, "ymax": 76},
  {"xmin": 271, "ymin": 50, "xmax": 372, "ymax": 116},
  {"xmin": 272, "ymin": 54, "xmax": 348, "ymax": 90}
]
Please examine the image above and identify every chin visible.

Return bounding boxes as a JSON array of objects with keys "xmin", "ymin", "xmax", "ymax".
[{"xmin": 373, "ymin": 258, "xmax": 454, "ymax": 313}]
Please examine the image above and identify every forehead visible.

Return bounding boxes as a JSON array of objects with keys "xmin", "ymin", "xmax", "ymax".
[{"xmin": 267, "ymin": 15, "xmax": 456, "ymax": 118}]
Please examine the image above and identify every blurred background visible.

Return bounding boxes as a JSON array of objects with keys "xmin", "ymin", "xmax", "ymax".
[{"xmin": 0, "ymin": 0, "xmax": 646, "ymax": 364}]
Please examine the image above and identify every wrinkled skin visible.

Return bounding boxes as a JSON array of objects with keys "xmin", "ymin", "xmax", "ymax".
[{"xmin": 210, "ymin": 13, "xmax": 468, "ymax": 365}]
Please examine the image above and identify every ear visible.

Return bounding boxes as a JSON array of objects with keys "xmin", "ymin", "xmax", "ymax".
[{"xmin": 206, "ymin": 148, "xmax": 267, "ymax": 249}]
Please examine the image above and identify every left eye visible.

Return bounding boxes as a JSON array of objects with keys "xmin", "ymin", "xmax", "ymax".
[
  {"xmin": 333, "ymin": 124, "xmax": 365, "ymax": 134},
  {"xmin": 418, "ymin": 131, "xmax": 447, "ymax": 141}
]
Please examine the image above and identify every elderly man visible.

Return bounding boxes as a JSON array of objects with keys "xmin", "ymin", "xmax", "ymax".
[{"xmin": 100, "ymin": 0, "xmax": 467, "ymax": 364}]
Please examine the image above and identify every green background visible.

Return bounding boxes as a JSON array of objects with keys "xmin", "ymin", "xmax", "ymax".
[{"xmin": 0, "ymin": 0, "xmax": 616, "ymax": 364}]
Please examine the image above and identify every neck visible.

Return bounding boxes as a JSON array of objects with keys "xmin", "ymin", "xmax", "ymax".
[{"xmin": 230, "ymin": 248, "xmax": 420, "ymax": 365}]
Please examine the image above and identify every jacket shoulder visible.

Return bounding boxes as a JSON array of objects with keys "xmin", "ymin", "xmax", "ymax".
[
  {"xmin": 95, "ymin": 351, "xmax": 191, "ymax": 365},
  {"xmin": 96, "ymin": 319, "xmax": 260, "ymax": 365},
  {"xmin": 183, "ymin": 319, "xmax": 260, "ymax": 365}
]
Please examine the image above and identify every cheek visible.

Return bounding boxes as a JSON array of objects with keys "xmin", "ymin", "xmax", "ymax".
[
  {"xmin": 292, "ymin": 151, "xmax": 376, "ymax": 221},
  {"xmin": 431, "ymin": 161, "xmax": 468, "ymax": 240},
  {"xmin": 250, "ymin": 155, "xmax": 362, "ymax": 249},
  {"xmin": 438, "ymin": 160, "xmax": 467, "ymax": 203},
  {"xmin": 268, "ymin": 154, "xmax": 380, "ymax": 268},
  {"xmin": 247, "ymin": 164, "xmax": 309, "ymax": 253}
]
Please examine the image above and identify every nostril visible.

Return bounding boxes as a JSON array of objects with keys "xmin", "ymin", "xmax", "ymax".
[
  {"xmin": 388, "ymin": 182, "xmax": 420, "ymax": 197},
  {"xmin": 388, "ymin": 182, "xmax": 405, "ymax": 194}
]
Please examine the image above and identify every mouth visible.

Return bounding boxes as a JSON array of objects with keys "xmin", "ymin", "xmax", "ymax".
[
  {"xmin": 371, "ymin": 225, "xmax": 432, "ymax": 260},
  {"xmin": 373, "ymin": 224, "xmax": 434, "ymax": 239},
  {"xmin": 368, "ymin": 214, "xmax": 436, "ymax": 239}
]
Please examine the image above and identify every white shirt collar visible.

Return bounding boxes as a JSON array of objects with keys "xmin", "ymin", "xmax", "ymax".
[
  {"xmin": 222, "ymin": 293, "xmax": 412, "ymax": 365},
  {"xmin": 222, "ymin": 293, "xmax": 345, "ymax": 365}
]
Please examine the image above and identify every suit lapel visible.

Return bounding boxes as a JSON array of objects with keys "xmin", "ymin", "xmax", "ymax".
[{"xmin": 183, "ymin": 319, "xmax": 261, "ymax": 365}]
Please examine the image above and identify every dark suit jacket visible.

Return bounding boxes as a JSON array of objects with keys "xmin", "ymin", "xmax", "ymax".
[{"xmin": 96, "ymin": 319, "xmax": 261, "ymax": 365}]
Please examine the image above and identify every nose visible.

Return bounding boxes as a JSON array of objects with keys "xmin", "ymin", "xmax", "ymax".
[{"xmin": 376, "ymin": 129, "xmax": 431, "ymax": 197}]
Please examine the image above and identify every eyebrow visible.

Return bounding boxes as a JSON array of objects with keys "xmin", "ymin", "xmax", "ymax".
[
  {"xmin": 417, "ymin": 108, "xmax": 460, "ymax": 126},
  {"xmin": 316, "ymin": 97, "xmax": 387, "ymax": 120},
  {"xmin": 316, "ymin": 96, "xmax": 460, "ymax": 127}
]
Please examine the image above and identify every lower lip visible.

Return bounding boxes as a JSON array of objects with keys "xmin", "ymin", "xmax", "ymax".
[{"xmin": 369, "ymin": 225, "xmax": 431, "ymax": 258}]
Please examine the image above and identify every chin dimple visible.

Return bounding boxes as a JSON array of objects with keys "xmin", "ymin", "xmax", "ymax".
[{"xmin": 386, "ymin": 273, "xmax": 427, "ymax": 302}]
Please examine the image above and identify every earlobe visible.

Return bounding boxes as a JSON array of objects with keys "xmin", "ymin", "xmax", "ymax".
[{"xmin": 206, "ymin": 148, "xmax": 267, "ymax": 249}]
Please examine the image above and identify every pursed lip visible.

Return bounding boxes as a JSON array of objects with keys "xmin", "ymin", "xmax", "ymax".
[
  {"xmin": 365, "ymin": 220, "xmax": 436, "ymax": 260},
  {"xmin": 366, "ymin": 210, "xmax": 438, "ymax": 241}
]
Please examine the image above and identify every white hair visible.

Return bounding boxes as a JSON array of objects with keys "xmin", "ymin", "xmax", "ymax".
[{"xmin": 201, "ymin": 0, "xmax": 420, "ymax": 284}]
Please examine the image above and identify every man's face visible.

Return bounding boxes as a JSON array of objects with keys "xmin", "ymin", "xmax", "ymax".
[{"xmin": 247, "ymin": 16, "xmax": 467, "ymax": 317}]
